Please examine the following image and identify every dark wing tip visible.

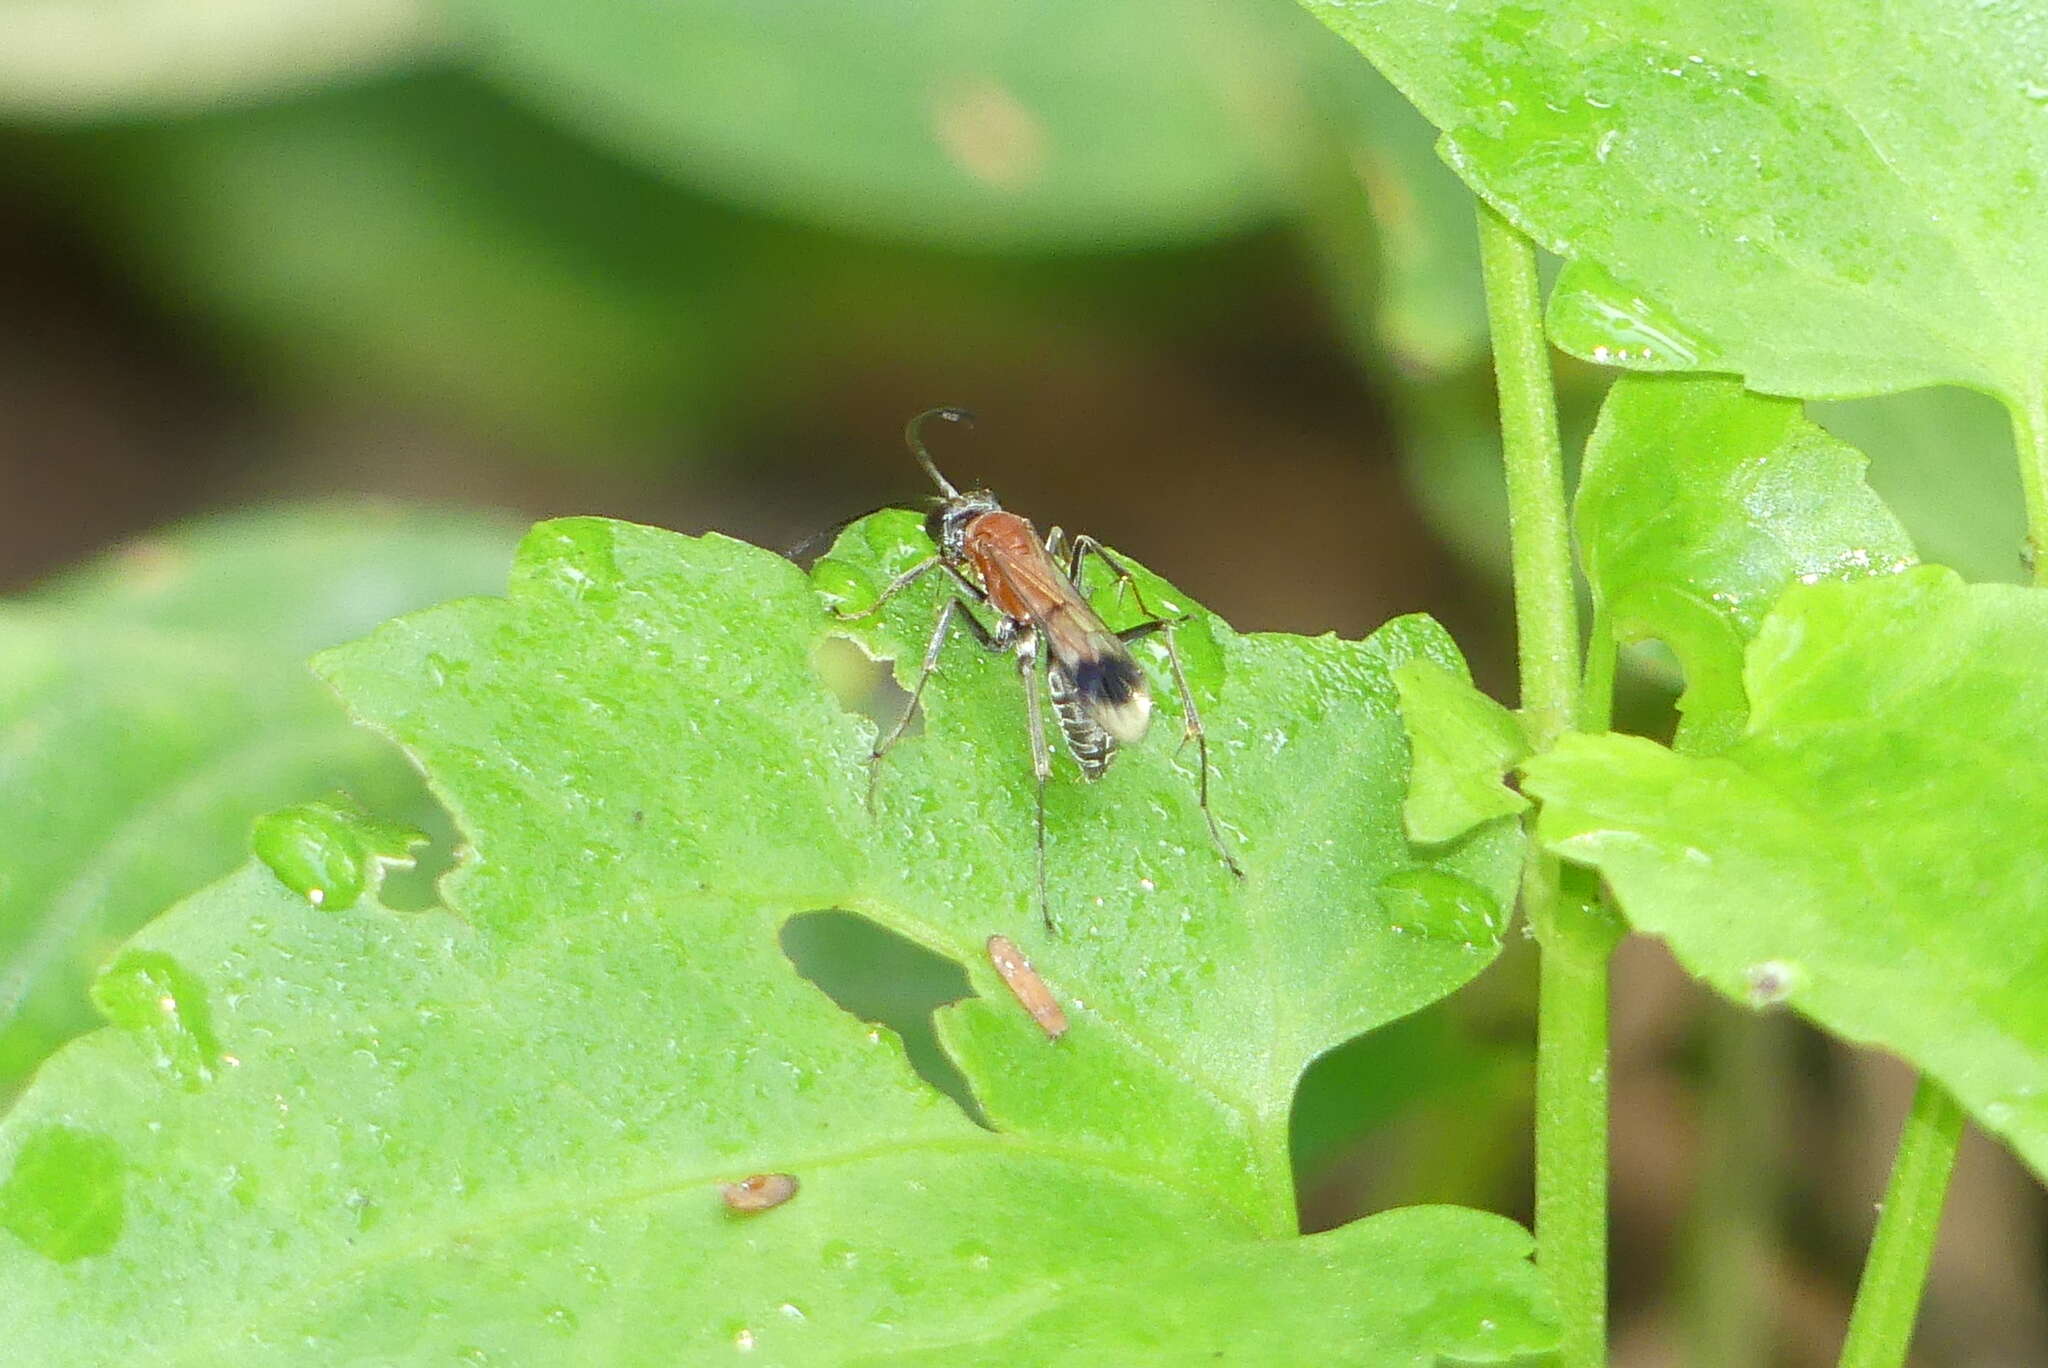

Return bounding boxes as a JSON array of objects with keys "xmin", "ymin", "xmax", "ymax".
[{"xmin": 1073, "ymin": 654, "xmax": 1144, "ymax": 707}]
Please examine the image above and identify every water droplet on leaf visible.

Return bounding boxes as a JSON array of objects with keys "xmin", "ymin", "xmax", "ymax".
[
  {"xmin": 1376, "ymin": 869, "xmax": 1505, "ymax": 946},
  {"xmin": 1548, "ymin": 257, "xmax": 1722, "ymax": 371},
  {"xmin": 524, "ymin": 518, "xmax": 623, "ymax": 602},
  {"xmin": 251, "ymin": 795, "xmax": 426, "ymax": 911},
  {"xmin": 91, "ymin": 950, "xmax": 224, "ymax": 1089}
]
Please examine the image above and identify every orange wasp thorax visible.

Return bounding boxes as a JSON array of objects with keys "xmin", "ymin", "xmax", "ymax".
[{"xmin": 960, "ymin": 509, "xmax": 1051, "ymax": 621}]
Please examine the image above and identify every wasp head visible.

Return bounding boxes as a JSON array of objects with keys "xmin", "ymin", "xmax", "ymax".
[{"xmin": 925, "ymin": 490, "xmax": 1001, "ymax": 562}]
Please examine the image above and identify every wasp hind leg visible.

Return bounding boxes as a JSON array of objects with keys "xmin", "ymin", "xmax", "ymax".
[{"xmin": 1056, "ymin": 532, "xmax": 1244, "ymax": 881}]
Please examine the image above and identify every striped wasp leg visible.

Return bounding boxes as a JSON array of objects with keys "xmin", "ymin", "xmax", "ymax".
[{"xmin": 1052, "ymin": 530, "xmax": 1244, "ymax": 880}]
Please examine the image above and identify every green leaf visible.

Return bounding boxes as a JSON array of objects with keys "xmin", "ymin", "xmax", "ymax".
[
  {"xmin": 0, "ymin": 0, "xmax": 437, "ymax": 118},
  {"xmin": 0, "ymin": 515, "xmax": 1554, "ymax": 1359},
  {"xmin": 1524, "ymin": 567, "xmax": 2048, "ymax": 1181},
  {"xmin": 0, "ymin": 502, "xmax": 514, "ymax": 1102},
  {"xmin": 451, "ymin": 0, "xmax": 1340, "ymax": 249},
  {"xmin": 1393, "ymin": 659, "xmax": 1529, "ymax": 843},
  {"xmin": 1301, "ymin": 0, "xmax": 2048, "ymax": 403},
  {"xmin": 1576, "ymin": 375, "xmax": 1916, "ymax": 749}
]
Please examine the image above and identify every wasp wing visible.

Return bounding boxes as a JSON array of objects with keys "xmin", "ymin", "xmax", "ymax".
[{"xmin": 986, "ymin": 543, "xmax": 1151, "ymax": 743}]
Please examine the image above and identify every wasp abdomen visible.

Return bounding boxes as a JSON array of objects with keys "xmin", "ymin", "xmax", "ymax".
[{"xmin": 1049, "ymin": 663, "xmax": 1117, "ymax": 780}]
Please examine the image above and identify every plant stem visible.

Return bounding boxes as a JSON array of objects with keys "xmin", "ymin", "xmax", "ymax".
[
  {"xmin": 1476, "ymin": 207, "xmax": 1579, "ymax": 751},
  {"xmin": 1476, "ymin": 202, "xmax": 1608, "ymax": 1367},
  {"xmin": 1836, "ymin": 1078, "xmax": 1964, "ymax": 1368},
  {"xmin": 1682, "ymin": 1006, "xmax": 1786, "ymax": 1368},
  {"xmin": 2010, "ymin": 385, "xmax": 2048, "ymax": 587}
]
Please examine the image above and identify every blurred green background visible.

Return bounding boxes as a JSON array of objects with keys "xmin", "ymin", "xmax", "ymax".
[{"xmin": 0, "ymin": 3, "xmax": 2041, "ymax": 1363}]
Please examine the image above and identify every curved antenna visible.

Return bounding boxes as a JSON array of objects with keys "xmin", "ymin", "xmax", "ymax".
[{"xmin": 905, "ymin": 407, "xmax": 975, "ymax": 497}]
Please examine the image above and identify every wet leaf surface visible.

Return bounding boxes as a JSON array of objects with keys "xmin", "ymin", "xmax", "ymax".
[{"xmin": 0, "ymin": 514, "xmax": 1554, "ymax": 1362}]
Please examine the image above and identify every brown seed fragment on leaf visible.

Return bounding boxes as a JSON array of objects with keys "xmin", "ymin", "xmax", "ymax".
[
  {"xmin": 722, "ymin": 1173, "xmax": 799, "ymax": 1213},
  {"xmin": 987, "ymin": 934, "xmax": 1068, "ymax": 1040}
]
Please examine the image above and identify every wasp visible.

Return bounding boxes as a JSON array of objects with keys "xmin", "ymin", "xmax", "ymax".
[{"xmin": 832, "ymin": 408, "xmax": 1242, "ymax": 931}]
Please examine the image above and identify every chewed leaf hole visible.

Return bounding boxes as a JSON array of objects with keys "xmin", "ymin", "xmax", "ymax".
[
  {"xmin": 779, "ymin": 911, "xmax": 981, "ymax": 1122},
  {"xmin": 813, "ymin": 635, "xmax": 918, "ymax": 738}
]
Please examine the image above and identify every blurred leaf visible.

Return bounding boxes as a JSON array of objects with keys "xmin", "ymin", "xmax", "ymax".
[
  {"xmin": 1394, "ymin": 659, "xmax": 1529, "ymax": 843},
  {"xmin": 1297, "ymin": 47, "xmax": 1490, "ymax": 374},
  {"xmin": 1526, "ymin": 568, "xmax": 2048, "ymax": 1182},
  {"xmin": 1291, "ymin": 1004, "xmax": 1523, "ymax": 1180},
  {"xmin": 0, "ymin": 0, "xmax": 438, "ymax": 118},
  {"xmin": 1577, "ymin": 376, "xmax": 1916, "ymax": 750},
  {"xmin": 453, "ymin": 0, "xmax": 1337, "ymax": 250},
  {"xmin": 0, "ymin": 516, "xmax": 1555, "ymax": 1359},
  {"xmin": 1302, "ymin": 0, "xmax": 2048, "ymax": 407},
  {"xmin": 1815, "ymin": 386, "xmax": 2030, "ymax": 585},
  {"xmin": 59, "ymin": 76, "xmax": 734, "ymax": 451},
  {"xmin": 0, "ymin": 502, "xmax": 515, "ymax": 1101}
]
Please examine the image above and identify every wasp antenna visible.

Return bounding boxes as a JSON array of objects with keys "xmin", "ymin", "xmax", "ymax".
[
  {"xmin": 787, "ymin": 502, "xmax": 916, "ymax": 562},
  {"xmin": 906, "ymin": 407, "xmax": 975, "ymax": 498}
]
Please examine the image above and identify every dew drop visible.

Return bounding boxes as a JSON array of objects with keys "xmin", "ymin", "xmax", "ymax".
[
  {"xmin": 525, "ymin": 518, "xmax": 624, "ymax": 602},
  {"xmin": 251, "ymin": 795, "xmax": 425, "ymax": 911},
  {"xmin": 1550, "ymin": 258, "xmax": 1719, "ymax": 371},
  {"xmin": 0, "ymin": 1126, "xmax": 125, "ymax": 1261},
  {"xmin": 542, "ymin": 1305, "xmax": 579, "ymax": 1334},
  {"xmin": 91, "ymin": 950, "xmax": 223, "ymax": 1089},
  {"xmin": 1376, "ymin": 868, "xmax": 1505, "ymax": 946}
]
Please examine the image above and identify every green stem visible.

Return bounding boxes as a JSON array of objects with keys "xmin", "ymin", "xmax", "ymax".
[
  {"xmin": 1682, "ymin": 1006, "xmax": 1786, "ymax": 1368},
  {"xmin": 1476, "ymin": 203, "xmax": 1608, "ymax": 1367},
  {"xmin": 1477, "ymin": 207, "xmax": 1580, "ymax": 750},
  {"xmin": 1836, "ymin": 1079, "xmax": 1964, "ymax": 1368},
  {"xmin": 2010, "ymin": 386, "xmax": 2048, "ymax": 586}
]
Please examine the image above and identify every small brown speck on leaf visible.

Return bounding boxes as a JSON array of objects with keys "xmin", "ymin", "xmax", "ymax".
[{"xmin": 722, "ymin": 1173, "xmax": 799, "ymax": 1213}]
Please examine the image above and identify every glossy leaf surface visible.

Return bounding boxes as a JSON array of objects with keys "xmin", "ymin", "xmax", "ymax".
[{"xmin": 1303, "ymin": 0, "xmax": 2048, "ymax": 403}]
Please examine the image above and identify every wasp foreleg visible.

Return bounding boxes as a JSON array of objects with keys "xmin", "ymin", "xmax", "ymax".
[
  {"xmin": 866, "ymin": 592, "xmax": 1008, "ymax": 808},
  {"xmin": 830, "ymin": 553, "xmax": 942, "ymax": 621}
]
